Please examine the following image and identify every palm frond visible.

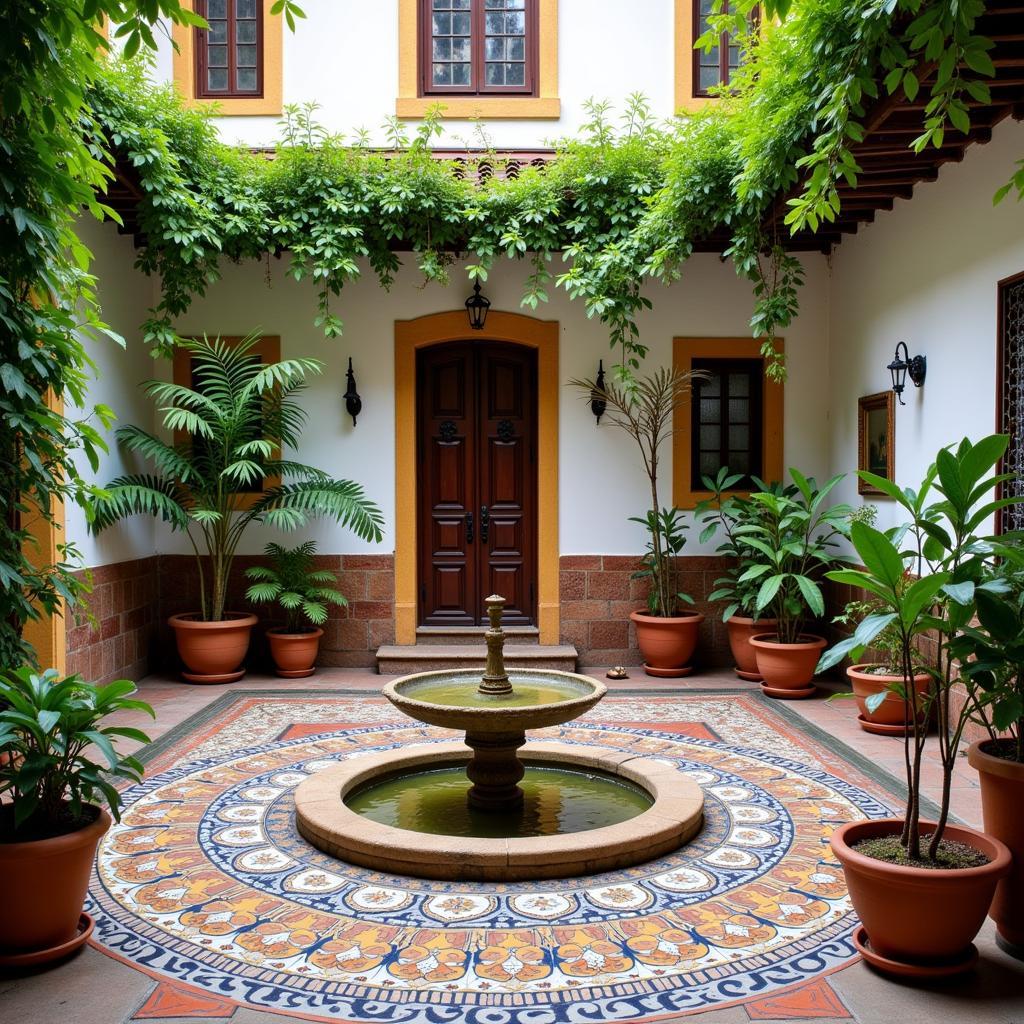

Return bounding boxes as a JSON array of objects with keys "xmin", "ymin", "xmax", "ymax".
[
  {"xmin": 250, "ymin": 480, "xmax": 384, "ymax": 542},
  {"xmin": 115, "ymin": 426, "xmax": 198, "ymax": 485},
  {"xmin": 91, "ymin": 475, "xmax": 190, "ymax": 534}
]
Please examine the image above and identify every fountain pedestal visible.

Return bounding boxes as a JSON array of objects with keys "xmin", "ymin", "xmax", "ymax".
[{"xmin": 465, "ymin": 729, "xmax": 526, "ymax": 811}]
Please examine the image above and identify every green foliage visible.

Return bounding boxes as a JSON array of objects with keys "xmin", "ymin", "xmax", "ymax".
[
  {"xmin": 245, "ymin": 541, "xmax": 347, "ymax": 633},
  {"xmin": 91, "ymin": 333, "xmax": 384, "ymax": 621},
  {"xmin": 0, "ymin": 668, "xmax": 153, "ymax": 836},
  {"xmin": 734, "ymin": 470, "xmax": 852, "ymax": 644},
  {"xmin": 569, "ymin": 367, "xmax": 700, "ymax": 617},
  {"xmin": 819, "ymin": 433, "xmax": 1021, "ymax": 861}
]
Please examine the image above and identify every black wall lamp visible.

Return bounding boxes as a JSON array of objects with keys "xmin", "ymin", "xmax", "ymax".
[
  {"xmin": 344, "ymin": 357, "xmax": 362, "ymax": 426},
  {"xmin": 887, "ymin": 342, "xmax": 927, "ymax": 405},
  {"xmin": 590, "ymin": 360, "xmax": 607, "ymax": 424},
  {"xmin": 465, "ymin": 281, "xmax": 491, "ymax": 331}
]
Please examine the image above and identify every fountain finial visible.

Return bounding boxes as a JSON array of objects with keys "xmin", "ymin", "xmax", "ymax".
[{"xmin": 478, "ymin": 595, "xmax": 513, "ymax": 696}]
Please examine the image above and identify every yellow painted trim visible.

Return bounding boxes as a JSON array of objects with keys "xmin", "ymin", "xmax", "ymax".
[
  {"xmin": 394, "ymin": 311, "xmax": 560, "ymax": 645},
  {"xmin": 172, "ymin": 0, "xmax": 283, "ymax": 116},
  {"xmin": 672, "ymin": 337, "xmax": 785, "ymax": 509},
  {"xmin": 397, "ymin": 0, "xmax": 559, "ymax": 120},
  {"xmin": 21, "ymin": 393, "xmax": 67, "ymax": 675},
  {"xmin": 674, "ymin": 0, "xmax": 715, "ymax": 113}
]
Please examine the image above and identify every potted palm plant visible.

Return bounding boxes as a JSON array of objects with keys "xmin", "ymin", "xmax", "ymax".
[
  {"xmin": 0, "ymin": 668, "xmax": 152, "ymax": 966},
  {"xmin": 245, "ymin": 541, "xmax": 348, "ymax": 678},
  {"xmin": 571, "ymin": 367, "xmax": 703, "ymax": 677},
  {"xmin": 739, "ymin": 470, "xmax": 851, "ymax": 697},
  {"xmin": 821, "ymin": 435, "xmax": 1015, "ymax": 976},
  {"xmin": 92, "ymin": 334, "xmax": 383, "ymax": 683},
  {"xmin": 952, "ymin": 568, "xmax": 1024, "ymax": 959},
  {"xmin": 696, "ymin": 469, "xmax": 778, "ymax": 681}
]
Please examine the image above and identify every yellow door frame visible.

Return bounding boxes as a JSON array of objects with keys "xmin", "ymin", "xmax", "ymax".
[{"xmin": 394, "ymin": 310, "xmax": 560, "ymax": 645}]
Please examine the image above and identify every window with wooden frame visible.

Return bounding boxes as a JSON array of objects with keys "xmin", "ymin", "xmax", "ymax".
[
  {"xmin": 422, "ymin": 0, "xmax": 537, "ymax": 95},
  {"xmin": 691, "ymin": 0, "xmax": 755, "ymax": 98},
  {"xmin": 673, "ymin": 337, "xmax": 784, "ymax": 509},
  {"xmin": 172, "ymin": 336, "xmax": 281, "ymax": 509},
  {"xmin": 997, "ymin": 270, "xmax": 1024, "ymax": 534},
  {"xmin": 193, "ymin": 0, "xmax": 263, "ymax": 98}
]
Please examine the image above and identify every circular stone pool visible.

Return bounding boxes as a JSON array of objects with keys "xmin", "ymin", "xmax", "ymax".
[{"xmin": 346, "ymin": 763, "xmax": 654, "ymax": 838}]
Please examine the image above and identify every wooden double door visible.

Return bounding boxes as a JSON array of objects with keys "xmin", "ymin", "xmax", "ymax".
[{"xmin": 417, "ymin": 342, "xmax": 537, "ymax": 626}]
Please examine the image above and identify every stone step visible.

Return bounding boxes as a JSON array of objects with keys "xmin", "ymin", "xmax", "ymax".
[
  {"xmin": 414, "ymin": 625, "xmax": 540, "ymax": 646},
  {"xmin": 375, "ymin": 644, "xmax": 578, "ymax": 674}
]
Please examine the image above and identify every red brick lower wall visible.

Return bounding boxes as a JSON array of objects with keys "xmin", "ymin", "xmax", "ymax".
[
  {"xmin": 65, "ymin": 557, "xmax": 159, "ymax": 684},
  {"xmin": 558, "ymin": 555, "xmax": 733, "ymax": 668},
  {"xmin": 156, "ymin": 553, "xmax": 395, "ymax": 670}
]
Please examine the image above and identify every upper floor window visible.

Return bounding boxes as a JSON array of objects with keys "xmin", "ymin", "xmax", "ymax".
[
  {"xmin": 692, "ymin": 0, "xmax": 749, "ymax": 97},
  {"xmin": 422, "ymin": 0, "xmax": 536, "ymax": 95},
  {"xmin": 195, "ymin": 0, "xmax": 263, "ymax": 98}
]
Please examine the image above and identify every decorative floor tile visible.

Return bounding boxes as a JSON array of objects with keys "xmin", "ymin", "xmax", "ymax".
[{"xmin": 89, "ymin": 693, "xmax": 895, "ymax": 1022}]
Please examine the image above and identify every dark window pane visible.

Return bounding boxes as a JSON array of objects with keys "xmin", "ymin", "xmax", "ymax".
[
  {"xmin": 452, "ymin": 11, "xmax": 471, "ymax": 33},
  {"xmin": 507, "ymin": 36, "xmax": 525, "ymax": 60},
  {"xmin": 236, "ymin": 44, "xmax": 257, "ymax": 67},
  {"xmin": 728, "ymin": 372, "xmax": 749, "ymax": 397},
  {"xmin": 728, "ymin": 425, "xmax": 750, "ymax": 450},
  {"xmin": 700, "ymin": 398, "xmax": 720, "ymax": 422},
  {"xmin": 433, "ymin": 37, "xmax": 452, "ymax": 60},
  {"xmin": 485, "ymin": 62, "xmax": 504, "ymax": 85},
  {"xmin": 701, "ymin": 373, "xmax": 721, "ymax": 398},
  {"xmin": 207, "ymin": 44, "xmax": 227, "ymax": 67},
  {"xmin": 486, "ymin": 37, "xmax": 504, "ymax": 60},
  {"xmin": 700, "ymin": 452, "xmax": 719, "ymax": 475},
  {"xmin": 432, "ymin": 62, "xmax": 452, "ymax": 85},
  {"xmin": 208, "ymin": 0, "xmax": 226, "ymax": 17},
  {"xmin": 504, "ymin": 10, "xmax": 525, "ymax": 32},
  {"xmin": 236, "ymin": 0, "xmax": 256, "ymax": 17},
  {"xmin": 700, "ymin": 425, "xmax": 720, "ymax": 449},
  {"xmin": 236, "ymin": 67, "xmax": 257, "ymax": 91},
  {"xmin": 452, "ymin": 37, "xmax": 471, "ymax": 60},
  {"xmin": 504, "ymin": 62, "xmax": 525, "ymax": 85},
  {"xmin": 236, "ymin": 20, "xmax": 257, "ymax": 43},
  {"xmin": 207, "ymin": 67, "xmax": 228, "ymax": 91},
  {"xmin": 433, "ymin": 11, "xmax": 451, "ymax": 33},
  {"xmin": 729, "ymin": 451, "xmax": 750, "ymax": 473},
  {"xmin": 208, "ymin": 20, "xmax": 227, "ymax": 43},
  {"xmin": 485, "ymin": 11, "xmax": 503, "ymax": 33},
  {"xmin": 451, "ymin": 62, "xmax": 471, "ymax": 85}
]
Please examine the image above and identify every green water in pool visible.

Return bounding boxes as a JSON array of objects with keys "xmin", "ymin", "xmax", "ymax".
[
  {"xmin": 400, "ymin": 677, "xmax": 588, "ymax": 708},
  {"xmin": 345, "ymin": 765, "xmax": 653, "ymax": 838}
]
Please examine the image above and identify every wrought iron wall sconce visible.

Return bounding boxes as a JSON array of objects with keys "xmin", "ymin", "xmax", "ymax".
[
  {"xmin": 887, "ymin": 342, "xmax": 927, "ymax": 405},
  {"xmin": 344, "ymin": 357, "xmax": 362, "ymax": 426},
  {"xmin": 590, "ymin": 360, "xmax": 607, "ymax": 424},
  {"xmin": 465, "ymin": 281, "xmax": 491, "ymax": 331}
]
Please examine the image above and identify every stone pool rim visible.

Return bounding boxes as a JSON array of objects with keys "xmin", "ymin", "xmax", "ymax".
[{"xmin": 294, "ymin": 740, "xmax": 705, "ymax": 881}]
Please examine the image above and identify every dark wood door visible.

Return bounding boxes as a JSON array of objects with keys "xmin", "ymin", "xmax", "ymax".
[{"xmin": 417, "ymin": 342, "xmax": 537, "ymax": 626}]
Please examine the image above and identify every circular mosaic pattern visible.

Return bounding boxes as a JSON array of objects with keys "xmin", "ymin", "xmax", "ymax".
[{"xmin": 88, "ymin": 723, "xmax": 891, "ymax": 1022}]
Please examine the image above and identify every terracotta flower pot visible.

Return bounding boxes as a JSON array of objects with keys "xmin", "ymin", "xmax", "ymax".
[
  {"xmin": 831, "ymin": 817, "xmax": 1011, "ymax": 975},
  {"xmin": 268, "ymin": 627, "xmax": 324, "ymax": 678},
  {"xmin": 968, "ymin": 740, "xmax": 1024, "ymax": 957},
  {"xmin": 169, "ymin": 612, "xmax": 257, "ymax": 684},
  {"xmin": 629, "ymin": 611, "xmax": 705, "ymax": 678},
  {"xmin": 749, "ymin": 633, "xmax": 826, "ymax": 699},
  {"xmin": 726, "ymin": 616, "xmax": 777, "ymax": 681},
  {"xmin": 0, "ymin": 806, "xmax": 110, "ymax": 965},
  {"xmin": 847, "ymin": 664, "xmax": 932, "ymax": 736}
]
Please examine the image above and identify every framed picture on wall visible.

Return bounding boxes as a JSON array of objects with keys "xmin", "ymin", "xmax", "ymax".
[{"xmin": 857, "ymin": 391, "xmax": 895, "ymax": 495}]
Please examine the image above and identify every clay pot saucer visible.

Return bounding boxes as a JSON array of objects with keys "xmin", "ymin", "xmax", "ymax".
[
  {"xmin": 857, "ymin": 714, "xmax": 912, "ymax": 737},
  {"xmin": 735, "ymin": 669, "xmax": 762, "ymax": 682},
  {"xmin": 760, "ymin": 682, "xmax": 816, "ymax": 700},
  {"xmin": 0, "ymin": 913, "xmax": 94, "ymax": 968},
  {"xmin": 853, "ymin": 925, "xmax": 978, "ymax": 978},
  {"xmin": 643, "ymin": 663, "xmax": 694, "ymax": 678},
  {"xmin": 181, "ymin": 668, "xmax": 246, "ymax": 684}
]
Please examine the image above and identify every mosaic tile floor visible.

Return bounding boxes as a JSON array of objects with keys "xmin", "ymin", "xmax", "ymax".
[{"xmin": 84, "ymin": 690, "xmax": 903, "ymax": 1023}]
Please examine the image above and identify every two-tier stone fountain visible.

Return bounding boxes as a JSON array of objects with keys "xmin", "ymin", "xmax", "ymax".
[{"xmin": 295, "ymin": 595, "xmax": 703, "ymax": 880}]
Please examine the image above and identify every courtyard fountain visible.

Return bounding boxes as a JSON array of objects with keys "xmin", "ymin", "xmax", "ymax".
[{"xmin": 295, "ymin": 595, "xmax": 704, "ymax": 880}]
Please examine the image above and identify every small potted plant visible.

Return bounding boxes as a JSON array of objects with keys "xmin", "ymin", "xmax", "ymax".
[
  {"xmin": 245, "ymin": 541, "xmax": 348, "ymax": 678},
  {"xmin": 951, "ymin": 570, "xmax": 1024, "ymax": 959},
  {"xmin": 571, "ymin": 367, "xmax": 704, "ymax": 677},
  {"xmin": 823, "ymin": 436, "xmax": 1015, "ymax": 976},
  {"xmin": 93, "ymin": 334, "xmax": 383, "ymax": 683},
  {"xmin": 696, "ymin": 469, "xmax": 777, "ymax": 681},
  {"xmin": 0, "ymin": 668, "xmax": 153, "ymax": 966},
  {"xmin": 740, "ymin": 470, "xmax": 851, "ymax": 698},
  {"xmin": 826, "ymin": 594, "xmax": 932, "ymax": 735}
]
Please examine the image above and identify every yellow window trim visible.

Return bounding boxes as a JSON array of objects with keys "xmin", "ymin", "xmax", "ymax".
[
  {"xmin": 674, "ymin": 0, "xmax": 716, "ymax": 113},
  {"xmin": 672, "ymin": 336, "xmax": 784, "ymax": 509},
  {"xmin": 171, "ymin": 0, "xmax": 283, "ymax": 117},
  {"xmin": 397, "ymin": 0, "xmax": 560, "ymax": 120}
]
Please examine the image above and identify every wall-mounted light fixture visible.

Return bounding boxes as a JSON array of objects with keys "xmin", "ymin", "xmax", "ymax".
[
  {"xmin": 465, "ymin": 281, "xmax": 491, "ymax": 331},
  {"xmin": 590, "ymin": 360, "xmax": 607, "ymax": 424},
  {"xmin": 344, "ymin": 357, "xmax": 362, "ymax": 426},
  {"xmin": 887, "ymin": 342, "xmax": 927, "ymax": 405}
]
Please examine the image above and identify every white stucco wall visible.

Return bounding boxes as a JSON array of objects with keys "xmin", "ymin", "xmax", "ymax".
[
  {"xmin": 827, "ymin": 116, "xmax": 1024, "ymax": 531},
  {"xmin": 69, "ymin": 217, "xmax": 159, "ymax": 568}
]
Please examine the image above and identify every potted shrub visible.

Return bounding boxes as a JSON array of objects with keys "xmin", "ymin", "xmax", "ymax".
[
  {"xmin": 0, "ymin": 668, "xmax": 153, "ymax": 966},
  {"xmin": 738, "ymin": 470, "xmax": 851, "ymax": 698},
  {"xmin": 92, "ymin": 334, "xmax": 383, "ymax": 683},
  {"xmin": 696, "ymin": 469, "xmax": 778, "ymax": 681},
  {"xmin": 245, "ymin": 541, "xmax": 348, "ymax": 677},
  {"xmin": 821, "ymin": 435, "xmax": 1015, "ymax": 976},
  {"xmin": 951, "ymin": 572, "xmax": 1024, "ymax": 959},
  {"xmin": 571, "ymin": 367, "xmax": 704, "ymax": 677}
]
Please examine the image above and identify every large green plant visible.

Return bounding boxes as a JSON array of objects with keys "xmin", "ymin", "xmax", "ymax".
[
  {"xmin": 0, "ymin": 668, "xmax": 153, "ymax": 838},
  {"xmin": 818, "ymin": 434, "xmax": 1018, "ymax": 861},
  {"xmin": 735, "ymin": 471, "xmax": 851, "ymax": 644},
  {"xmin": 245, "ymin": 541, "xmax": 348, "ymax": 633},
  {"xmin": 91, "ymin": 334, "xmax": 383, "ymax": 622},
  {"xmin": 570, "ymin": 367, "xmax": 700, "ymax": 617}
]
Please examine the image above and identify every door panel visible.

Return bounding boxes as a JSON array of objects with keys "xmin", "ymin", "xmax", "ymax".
[{"xmin": 417, "ymin": 342, "xmax": 537, "ymax": 626}]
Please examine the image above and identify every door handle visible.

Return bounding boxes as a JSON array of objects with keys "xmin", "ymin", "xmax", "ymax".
[
  {"xmin": 466, "ymin": 511, "xmax": 474, "ymax": 544},
  {"xmin": 480, "ymin": 505, "xmax": 489, "ymax": 544}
]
